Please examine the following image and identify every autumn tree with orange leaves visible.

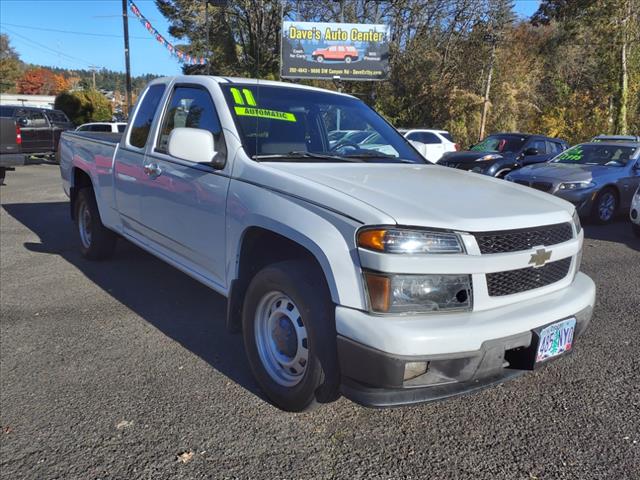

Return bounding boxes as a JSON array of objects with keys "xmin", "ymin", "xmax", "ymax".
[{"xmin": 17, "ymin": 68, "xmax": 70, "ymax": 95}]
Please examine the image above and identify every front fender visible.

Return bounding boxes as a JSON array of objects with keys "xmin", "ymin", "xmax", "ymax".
[{"xmin": 226, "ymin": 179, "xmax": 367, "ymax": 310}]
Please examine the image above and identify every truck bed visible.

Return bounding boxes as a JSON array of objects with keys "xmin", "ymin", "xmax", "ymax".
[{"xmin": 64, "ymin": 131, "xmax": 123, "ymax": 145}]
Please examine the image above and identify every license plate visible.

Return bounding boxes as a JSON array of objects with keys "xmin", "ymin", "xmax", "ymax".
[{"xmin": 536, "ymin": 318, "xmax": 576, "ymax": 363}]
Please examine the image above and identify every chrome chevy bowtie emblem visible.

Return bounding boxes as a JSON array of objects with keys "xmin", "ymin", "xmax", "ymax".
[{"xmin": 529, "ymin": 248, "xmax": 552, "ymax": 268}]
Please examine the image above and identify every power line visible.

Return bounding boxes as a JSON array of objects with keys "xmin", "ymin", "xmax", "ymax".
[
  {"xmin": 0, "ymin": 21, "xmax": 151, "ymax": 40},
  {"xmin": 2, "ymin": 27, "xmax": 97, "ymax": 67}
]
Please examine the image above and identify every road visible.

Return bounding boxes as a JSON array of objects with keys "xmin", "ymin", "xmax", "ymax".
[{"xmin": 1, "ymin": 164, "xmax": 639, "ymax": 479}]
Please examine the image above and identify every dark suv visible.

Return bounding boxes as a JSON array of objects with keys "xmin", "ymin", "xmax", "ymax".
[
  {"xmin": 0, "ymin": 106, "xmax": 74, "ymax": 157},
  {"xmin": 439, "ymin": 133, "xmax": 569, "ymax": 178}
]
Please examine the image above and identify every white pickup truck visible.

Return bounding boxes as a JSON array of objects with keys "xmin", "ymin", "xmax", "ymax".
[{"xmin": 59, "ymin": 76, "xmax": 595, "ymax": 411}]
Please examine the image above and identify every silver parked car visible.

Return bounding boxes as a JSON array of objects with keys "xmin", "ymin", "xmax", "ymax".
[{"xmin": 506, "ymin": 142, "xmax": 640, "ymax": 224}]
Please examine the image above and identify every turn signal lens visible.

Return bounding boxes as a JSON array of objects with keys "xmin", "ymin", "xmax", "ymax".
[
  {"xmin": 364, "ymin": 272, "xmax": 391, "ymax": 312},
  {"xmin": 358, "ymin": 229, "xmax": 386, "ymax": 252},
  {"xmin": 358, "ymin": 228, "xmax": 464, "ymax": 254}
]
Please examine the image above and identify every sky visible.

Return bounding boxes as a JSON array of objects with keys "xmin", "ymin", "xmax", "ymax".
[{"xmin": 0, "ymin": 0, "xmax": 541, "ymax": 77}]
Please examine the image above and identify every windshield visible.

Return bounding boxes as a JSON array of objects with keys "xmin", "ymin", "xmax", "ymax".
[
  {"xmin": 471, "ymin": 135, "xmax": 526, "ymax": 153},
  {"xmin": 552, "ymin": 144, "xmax": 636, "ymax": 167},
  {"xmin": 222, "ymin": 85, "xmax": 424, "ymax": 163}
]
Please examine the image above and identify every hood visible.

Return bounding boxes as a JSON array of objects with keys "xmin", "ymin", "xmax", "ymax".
[
  {"xmin": 441, "ymin": 151, "xmax": 514, "ymax": 164},
  {"xmin": 514, "ymin": 162, "xmax": 617, "ymax": 182},
  {"xmin": 264, "ymin": 162, "xmax": 573, "ymax": 232}
]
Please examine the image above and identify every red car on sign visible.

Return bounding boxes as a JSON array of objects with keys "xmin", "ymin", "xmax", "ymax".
[{"xmin": 312, "ymin": 45, "xmax": 359, "ymax": 63}]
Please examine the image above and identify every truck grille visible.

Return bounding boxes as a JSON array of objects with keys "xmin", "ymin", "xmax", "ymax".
[
  {"xmin": 474, "ymin": 223, "xmax": 573, "ymax": 254},
  {"xmin": 486, "ymin": 257, "xmax": 572, "ymax": 296}
]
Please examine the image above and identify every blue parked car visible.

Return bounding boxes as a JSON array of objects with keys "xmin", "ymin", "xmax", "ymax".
[{"xmin": 506, "ymin": 141, "xmax": 640, "ymax": 224}]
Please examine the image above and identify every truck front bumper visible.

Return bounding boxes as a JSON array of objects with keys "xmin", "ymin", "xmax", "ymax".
[{"xmin": 336, "ymin": 272, "xmax": 595, "ymax": 407}]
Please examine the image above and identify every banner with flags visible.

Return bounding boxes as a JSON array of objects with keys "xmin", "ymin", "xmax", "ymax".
[{"xmin": 129, "ymin": 0, "xmax": 206, "ymax": 65}]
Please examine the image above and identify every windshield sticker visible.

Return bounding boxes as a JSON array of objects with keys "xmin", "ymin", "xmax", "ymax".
[
  {"xmin": 230, "ymin": 87, "xmax": 258, "ymax": 106},
  {"xmin": 556, "ymin": 146, "xmax": 583, "ymax": 162},
  {"xmin": 234, "ymin": 106, "xmax": 297, "ymax": 122}
]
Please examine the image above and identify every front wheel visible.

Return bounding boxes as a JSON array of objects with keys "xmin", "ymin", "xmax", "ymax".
[
  {"xmin": 591, "ymin": 188, "xmax": 618, "ymax": 224},
  {"xmin": 242, "ymin": 260, "xmax": 339, "ymax": 411},
  {"xmin": 316, "ymin": 55, "xmax": 324, "ymax": 63},
  {"xmin": 75, "ymin": 188, "xmax": 117, "ymax": 260},
  {"xmin": 344, "ymin": 56, "xmax": 352, "ymax": 64}
]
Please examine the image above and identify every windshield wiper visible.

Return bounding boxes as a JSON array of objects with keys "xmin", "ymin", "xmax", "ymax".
[
  {"xmin": 253, "ymin": 151, "xmax": 365, "ymax": 163},
  {"xmin": 342, "ymin": 151, "xmax": 418, "ymax": 163}
]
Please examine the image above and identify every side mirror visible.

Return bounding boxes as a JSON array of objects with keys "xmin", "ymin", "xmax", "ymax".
[
  {"xmin": 524, "ymin": 147, "xmax": 539, "ymax": 156},
  {"xmin": 18, "ymin": 117, "xmax": 29, "ymax": 127},
  {"xmin": 167, "ymin": 127, "xmax": 222, "ymax": 167}
]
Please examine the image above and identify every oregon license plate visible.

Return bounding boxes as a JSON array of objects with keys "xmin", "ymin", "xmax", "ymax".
[{"xmin": 536, "ymin": 318, "xmax": 576, "ymax": 363}]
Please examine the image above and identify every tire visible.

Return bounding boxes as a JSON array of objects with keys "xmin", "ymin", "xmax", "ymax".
[
  {"xmin": 495, "ymin": 168, "xmax": 512, "ymax": 179},
  {"xmin": 344, "ymin": 56, "xmax": 352, "ymax": 64},
  {"xmin": 75, "ymin": 187, "xmax": 117, "ymax": 260},
  {"xmin": 316, "ymin": 55, "xmax": 324, "ymax": 63},
  {"xmin": 591, "ymin": 188, "xmax": 618, "ymax": 224},
  {"xmin": 633, "ymin": 223, "xmax": 640, "ymax": 238},
  {"xmin": 242, "ymin": 260, "xmax": 339, "ymax": 412}
]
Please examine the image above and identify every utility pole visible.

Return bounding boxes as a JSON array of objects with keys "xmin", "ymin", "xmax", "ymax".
[
  {"xmin": 89, "ymin": 65, "xmax": 98, "ymax": 90},
  {"xmin": 479, "ymin": 34, "xmax": 497, "ymax": 142},
  {"xmin": 122, "ymin": 0, "xmax": 133, "ymax": 117}
]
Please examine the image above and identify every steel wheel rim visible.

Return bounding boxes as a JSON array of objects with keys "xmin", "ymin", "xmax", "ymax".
[
  {"xmin": 598, "ymin": 193, "xmax": 615, "ymax": 221},
  {"xmin": 254, "ymin": 291, "xmax": 308, "ymax": 387},
  {"xmin": 78, "ymin": 201, "xmax": 92, "ymax": 248}
]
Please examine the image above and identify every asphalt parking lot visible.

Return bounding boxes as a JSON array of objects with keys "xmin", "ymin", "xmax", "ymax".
[{"xmin": 1, "ymin": 164, "xmax": 639, "ymax": 480}]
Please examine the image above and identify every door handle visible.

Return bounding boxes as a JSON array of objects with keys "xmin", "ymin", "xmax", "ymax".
[{"xmin": 143, "ymin": 162, "xmax": 162, "ymax": 178}]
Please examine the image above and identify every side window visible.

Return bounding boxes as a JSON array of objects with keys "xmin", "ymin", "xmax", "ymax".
[
  {"xmin": 28, "ymin": 111, "xmax": 48, "ymax": 127},
  {"xmin": 529, "ymin": 139, "xmax": 547, "ymax": 153},
  {"xmin": 546, "ymin": 141, "xmax": 563, "ymax": 154},
  {"xmin": 406, "ymin": 132, "xmax": 421, "ymax": 142},
  {"xmin": 419, "ymin": 132, "xmax": 441, "ymax": 144},
  {"xmin": 93, "ymin": 124, "xmax": 111, "ymax": 132},
  {"xmin": 156, "ymin": 85, "xmax": 222, "ymax": 153},
  {"xmin": 117, "ymin": 124, "xmax": 127, "ymax": 133},
  {"xmin": 129, "ymin": 84, "xmax": 166, "ymax": 149}
]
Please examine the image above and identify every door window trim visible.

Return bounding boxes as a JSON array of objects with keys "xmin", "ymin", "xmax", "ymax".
[
  {"xmin": 152, "ymin": 83, "xmax": 224, "ymax": 161},
  {"xmin": 124, "ymin": 83, "xmax": 168, "ymax": 152}
]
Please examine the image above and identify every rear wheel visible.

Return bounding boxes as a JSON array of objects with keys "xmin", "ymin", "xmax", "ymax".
[
  {"xmin": 242, "ymin": 260, "xmax": 339, "ymax": 411},
  {"xmin": 591, "ymin": 188, "xmax": 618, "ymax": 224},
  {"xmin": 75, "ymin": 188, "xmax": 117, "ymax": 260},
  {"xmin": 345, "ymin": 56, "xmax": 352, "ymax": 64},
  {"xmin": 316, "ymin": 55, "xmax": 324, "ymax": 63}
]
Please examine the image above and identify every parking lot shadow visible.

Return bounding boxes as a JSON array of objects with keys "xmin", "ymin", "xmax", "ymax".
[
  {"xmin": 583, "ymin": 220, "xmax": 640, "ymax": 252},
  {"xmin": 2, "ymin": 201, "xmax": 260, "ymax": 398}
]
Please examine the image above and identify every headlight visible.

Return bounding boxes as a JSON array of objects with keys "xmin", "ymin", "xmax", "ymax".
[
  {"xmin": 358, "ymin": 228, "xmax": 464, "ymax": 254},
  {"xmin": 572, "ymin": 209, "xmax": 582, "ymax": 234},
  {"xmin": 364, "ymin": 272, "xmax": 472, "ymax": 313},
  {"xmin": 476, "ymin": 154, "xmax": 502, "ymax": 161},
  {"xmin": 558, "ymin": 181, "xmax": 595, "ymax": 190}
]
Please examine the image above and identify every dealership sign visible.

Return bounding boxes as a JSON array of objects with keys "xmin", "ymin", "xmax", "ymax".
[{"xmin": 281, "ymin": 21, "xmax": 390, "ymax": 81}]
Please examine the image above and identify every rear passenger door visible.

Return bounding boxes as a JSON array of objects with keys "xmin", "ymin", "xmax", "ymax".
[{"xmin": 138, "ymin": 84, "xmax": 231, "ymax": 287}]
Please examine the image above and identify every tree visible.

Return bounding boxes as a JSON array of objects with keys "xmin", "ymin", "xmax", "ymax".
[
  {"xmin": 17, "ymin": 68, "xmax": 57, "ymax": 95},
  {"xmin": 0, "ymin": 34, "xmax": 23, "ymax": 93},
  {"xmin": 54, "ymin": 89, "xmax": 112, "ymax": 124}
]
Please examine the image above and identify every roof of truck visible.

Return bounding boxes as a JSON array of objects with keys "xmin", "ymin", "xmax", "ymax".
[{"xmin": 153, "ymin": 75, "xmax": 358, "ymax": 99}]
